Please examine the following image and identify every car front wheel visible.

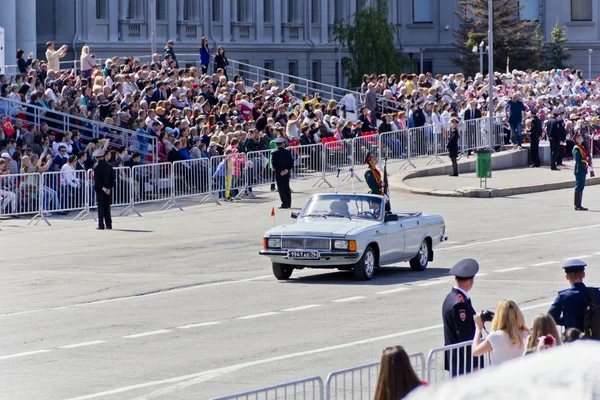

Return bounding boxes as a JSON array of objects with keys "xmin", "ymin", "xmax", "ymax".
[
  {"xmin": 410, "ymin": 240, "xmax": 429, "ymax": 271},
  {"xmin": 354, "ymin": 246, "xmax": 376, "ymax": 280},
  {"xmin": 272, "ymin": 263, "xmax": 294, "ymax": 280}
]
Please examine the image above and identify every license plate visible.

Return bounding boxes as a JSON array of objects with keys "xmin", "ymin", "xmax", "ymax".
[{"xmin": 287, "ymin": 250, "xmax": 319, "ymax": 259}]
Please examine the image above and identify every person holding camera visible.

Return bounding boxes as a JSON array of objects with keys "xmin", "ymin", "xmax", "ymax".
[
  {"xmin": 442, "ymin": 259, "xmax": 482, "ymax": 377},
  {"xmin": 524, "ymin": 313, "xmax": 562, "ymax": 355},
  {"xmin": 471, "ymin": 300, "xmax": 529, "ymax": 365}
]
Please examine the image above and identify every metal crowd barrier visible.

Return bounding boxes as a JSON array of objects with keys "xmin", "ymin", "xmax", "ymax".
[
  {"xmin": 0, "ymin": 172, "xmax": 42, "ymax": 219},
  {"xmin": 324, "ymin": 352, "xmax": 426, "ymax": 400},
  {"xmin": 426, "ymin": 340, "xmax": 491, "ymax": 383},
  {"xmin": 210, "ymin": 376, "xmax": 324, "ymax": 400}
]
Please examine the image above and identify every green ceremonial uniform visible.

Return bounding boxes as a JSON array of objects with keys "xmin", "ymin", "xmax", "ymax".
[{"xmin": 364, "ymin": 166, "xmax": 383, "ymax": 195}]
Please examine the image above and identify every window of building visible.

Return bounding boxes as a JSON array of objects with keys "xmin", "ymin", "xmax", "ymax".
[
  {"xmin": 311, "ymin": 0, "xmax": 320, "ymax": 23},
  {"xmin": 264, "ymin": 0, "xmax": 273, "ymax": 22},
  {"xmin": 96, "ymin": 0, "xmax": 108, "ymax": 19},
  {"xmin": 413, "ymin": 0, "xmax": 433, "ymax": 23},
  {"xmin": 519, "ymin": 0, "xmax": 539, "ymax": 20},
  {"xmin": 571, "ymin": 0, "xmax": 592, "ymax": 21},
  {"xmin": 237, "ymin": 0, "xmax": 253, "ymax": 22},
  {"xmin": 412, "ymin": 60, "xmax": 433, "ymax": 74},
  {"xmin": 127, "ymin": 0, "xmax": 145, "ymax": 19},
  {"xmin": 288, "ymin": 0, "xmax": 303, "ymax": 23},
  {"xmin": 288, "ymin": 60, "xmax": 298, "ymax": 84},
  {"xmin": 264, "ymin": 60, "xmax": 274, "ymax": 78},
  {"xmin": 311, "ymin": 61, "xmax": 321, "ymax": 83},
  {"xmin": 212, "ymin": 0, "xmax": 222, "ymax": 21},
  {"xmin": 183, "ymin": 0, "xmax": 200, "ymax": 21},
  {"xmin": 156, "ymin": 0, "xmax": 167, "ymax": 20},
  {"xmin": 334, "ymin": 0, "xmax": 346, "ymax": 23}
]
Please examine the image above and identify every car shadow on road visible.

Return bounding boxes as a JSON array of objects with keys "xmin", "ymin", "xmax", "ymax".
[{"xmin": 283, "ymin": 267, "xmax": 450, "ymax": 286}]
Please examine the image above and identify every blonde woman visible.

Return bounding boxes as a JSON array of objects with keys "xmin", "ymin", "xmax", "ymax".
[
  {"xmin": 524, "ymin": 313, "xmax": 562, "ymax": 355},
  {"xmin": 80, "ymin": 46, "xmax": 96, "ymax": 79},
  {"xmin": 472, "ymin": 299, "xmax": 529, "ymax": 365}
]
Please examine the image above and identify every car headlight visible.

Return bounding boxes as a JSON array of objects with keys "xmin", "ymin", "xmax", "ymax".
[
  {"xmin": 333, "ymin": 240, "xmax": 349, "ymax": 250},
  {"xmin": 267, "ymin": 238, "xmax": 281, "ymax": 248}
]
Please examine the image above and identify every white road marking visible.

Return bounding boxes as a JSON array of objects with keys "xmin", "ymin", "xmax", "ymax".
[
  {"xmin": 0, "ymin": 349, "xmax": 51, "ymax": 360},
  {"xmin": 122, "ymin": 330, "xmax": 171, "ymax": 339},
  {"xmin": 477, "ymin": 273, "xmax": 489, "ymax": 277},
  {"xmin": 281, "ymin": 305, "xmax": 321, "ymax": 312},
  {"xmin": 176, "ymin": 322, "xmax": 221, "ymax": 329},
  {"xmin": 65, "ymin": 324, "xmax": 443, "ymax": 400},
  {"xmin": 530, "ymin": 261, "xmax": 560, "ymax": 267},
  {"xmin": 417, "ymin": 280, "xmax": 447, "ymax": 287},
  {"xmin": 0, "ymin": 275, "xmax": 273, "ymax": 318},
  {"xmin": 494, "ymin": 267, "xmax": 525, "ymax": 273},
  {"xmin": 332, "ymin": 296, "xmax": 366, "ymax": 303},
  {"xmin": 59, "ymin": 341, "xmax": 106, "ymax": 349},
  {"xmin": 521, "ymin": 302, "xmax": 553, "ymax": 311},
  {"xmin": 564, "ymin": 255, "xmax": 592, "ymax": 260},
  {"xmin": 438, "ymin": 223, "xmax": 600, "ymax": 252},
  {"xmin": 376, "ymin": 287, "xmax": 411, "ymax": 295},
  {"xmin": 236, "ymin": 312, "xmax": 279, "ymax": 320}
]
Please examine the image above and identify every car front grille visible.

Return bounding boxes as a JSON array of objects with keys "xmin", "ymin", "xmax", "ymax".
[{"xmin": 282, "ymin": 238, "xmax": 331, "ymax": 250}]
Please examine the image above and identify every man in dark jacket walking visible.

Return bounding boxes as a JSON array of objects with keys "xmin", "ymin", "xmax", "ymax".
[
  {"xmin": 271, "ymin": 136, "xmax": 294, "ymax": 209},
  {"xmin": 93, "ymin": 149, "xmax": 115, "ymax": 230}
]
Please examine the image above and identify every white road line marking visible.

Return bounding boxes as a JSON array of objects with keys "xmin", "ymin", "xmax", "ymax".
[
  {"xmin": 477, "ymin": 273, "xmax": 489, "ymax": 277},
  {"xmin": 377, "ymin": 287, "xmax": 411, "ymax": 295},
  {"xmin": 176, "ymin": 322, "xmax": 221, "ymax": 329},
  {"xmin": 417, "ymin": 280, "xmax": 447, "ymax": 287},
  {"xmin": 564, "ymin": 255, "xmax": 592, "ymax": 260},
  {"xmin": 494, "ymin": 267, "xmax": 525, "ymax": 273},
  {"xmin": 236, "ymin": 312, "xmax": 279, "ymax": 320},
  {"xmin": 281, "ymin": 305, "xmax": 321, "ymax": 312},
  {"xmin": 531, "ymin": 261, "xmax": 560, "ymax": 267},
  {"xmin": 59, "ymin": 341, "xmax": 106, "ymax": 349},
  {"xmin": 332, "ymin": 296, "xmax": 366, "ymax": 303},
  {"xmin": 0, "ymin": 349, "xmax": 51, "ymax": 360},
  {"xmin": 0, "ymin": 275, "xmax": 273, "ymax": 319},
  {"xmin": 65, "ymin": 324, "xmax": 443, "ymax": 400},
  {"xmin": 122, "ymin": 330, "xmax": 171, "ymax": 339},
  {"xmin": 438, "ymin": 223, "xmax": 600, "ymax": 252},
  {"xmin": 521, "ymin": 302, "xmax": 553, "ymax": 311},
  {"xmin": 594, "ymin": 252, "xmax": 600, "ymax": 256}
]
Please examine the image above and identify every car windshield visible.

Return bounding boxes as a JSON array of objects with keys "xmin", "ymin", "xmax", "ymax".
[{"xmin": 301, "ymin": 194, "xmax": 383, "ymax": 220}]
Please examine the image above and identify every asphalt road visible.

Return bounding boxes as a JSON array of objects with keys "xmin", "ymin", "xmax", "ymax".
[{"xmin": 1, "ymin": 176, "xmax": 599, "ymax": 400}]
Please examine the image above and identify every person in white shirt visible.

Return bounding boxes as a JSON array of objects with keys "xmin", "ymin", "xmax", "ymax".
[
  {"xmin": 45, "ymin": 41, "xmax": 68, "ymax": 72},
  {"xmin": 60, "ymin": 155, "xmax": 81, "ymax": 209},
  {"xmin": 472, "ymin": 299, "xmax": 529, "ymax": 366}
]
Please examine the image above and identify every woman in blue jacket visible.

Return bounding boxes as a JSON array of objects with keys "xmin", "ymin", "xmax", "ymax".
[{"xmin": 199, "ymin": 37, "xmax": 211, "ymax": 74}]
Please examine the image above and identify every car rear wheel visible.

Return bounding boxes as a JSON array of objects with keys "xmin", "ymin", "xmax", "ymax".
[
  {"xmin": 272, "ymin": 263, "xmax": 294, "ymax": 280},
  {"xmin": 410, "ymin": 240, "xmax": 429, "ymax": 271},
  {"xmin": 354, "ymin": 246, "xmax": 376, "ymax": 280}
]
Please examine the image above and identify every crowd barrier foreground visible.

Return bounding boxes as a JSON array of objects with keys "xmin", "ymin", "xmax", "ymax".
[
  {"xmin": 0, "ymin": 118, "xmax": 504, "ymax": 225},
  {"xmin": 210, "ymin": 343, "xmax": 482, "ymax": 400},
  {"xmin": 210, "ymin": 376, "xmax": 324, "ymax": 400}
]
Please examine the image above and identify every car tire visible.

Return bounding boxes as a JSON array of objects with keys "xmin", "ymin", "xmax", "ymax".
[
  {"xmin": 272, "ymin": 263, "xmax": 294, "ymax": 280},
  {"xmin": 354, "ymin": 246, "xmax": 376, "ymax": 280},
  {"xmin": 410, "ymin": 240, "xmax": 429, "ymax": 271}
]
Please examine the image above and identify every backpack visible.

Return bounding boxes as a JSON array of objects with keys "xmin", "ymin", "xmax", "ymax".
[{"xmin": 583, "ymin": 287, "xmax": 600, "ymax": 340}]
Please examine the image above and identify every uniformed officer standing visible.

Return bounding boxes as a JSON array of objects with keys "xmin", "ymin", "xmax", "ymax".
[
  {"xmin": 364, "ymin": 152, "xmax": 383, "ymax": 195},
  {"xmin": 572, "ymin": 132, "xmax": 589, "ymax": 211},
  {"xmin": 442, "ymin": 259, "xmax": 483, "ymax": 377},
  {"xmin": 529, "ymin": 108, "xmax": 542, "ymax": 168},
  {"xmin": 93, "ymin": 149, "xmax": 116, "ymax": 230},
  {"xmin": 546, "ymin": 106, "xmax": 566, "ymax": 171},
  {"xmin": 548, "ymin": 259, "xmax": 600, "ymax": 334},
  {"xmin": 271, "ymin": 136, "xmax": 294, "ymax": 209}
]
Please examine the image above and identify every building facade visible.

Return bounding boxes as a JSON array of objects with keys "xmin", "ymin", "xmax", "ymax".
[{"xmin": 1, "ymin": 0, "xmax": 599, "ymax": 84}]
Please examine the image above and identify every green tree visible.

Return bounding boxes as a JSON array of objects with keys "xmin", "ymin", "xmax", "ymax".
[
  {"xmin": 543, "ymin": 21, "xmax": 571, "ymax": 70},
  {"xmin": 333, "ymin": 0, "xmax": 409, "ymax": 88},
  {"xmin": 453, "ymin": 0, "xmax": 543, "ymax": 77}
]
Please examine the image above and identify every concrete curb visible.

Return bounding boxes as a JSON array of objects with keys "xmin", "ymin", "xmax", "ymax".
[{"xmin": 390, "ymin": 150, "xmax": 600, "ymax": 198}]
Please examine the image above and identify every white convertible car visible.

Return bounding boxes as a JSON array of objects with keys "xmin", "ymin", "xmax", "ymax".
[{"xmin": 260, "ymin": 193, "xmax": 447, "ymax": 280}]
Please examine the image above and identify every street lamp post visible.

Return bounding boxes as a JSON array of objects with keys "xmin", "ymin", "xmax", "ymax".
[
  {"xmin": 150, "ymin": 0, "xmax": 156, "ymax": 57},
  {"xmin": 473, "ymin": 41, "xmax": 486, "ymax": 75},
  {"xmin": 487, "ymin": 0, "xmax": 494, "ymax": 147},
  {"xmin": 589, "ymin": 49, "xmax": 593, "ymax": 80}
]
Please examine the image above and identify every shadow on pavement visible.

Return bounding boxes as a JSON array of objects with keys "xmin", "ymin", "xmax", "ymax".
[{"xmin": 283, "ymin": 266, "xmax": 450, "ymax": 286}]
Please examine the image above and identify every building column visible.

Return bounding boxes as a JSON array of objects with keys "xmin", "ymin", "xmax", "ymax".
[
  {"xmin": 168, "ymin": 0, "xmax": 178, "ymax": 41},
  {"xmin": 119, "ymin": 0, "xmax": 129, "ymax": 19},
  {"xmin": 273, "ymin": 0, "xmax": 282, "ymax": 43},
  {"xmin": 202, "ymin": 0, "xmax": 211, "ymax": 40},
  {"xmin": 321, "ymin": 0, "xmax": 328, "ymax": 44},
  {"xmin": 15, "ymin": 0, "xmax": 37, "ymax": 58},
  {"xmin": 223, "ymin": 0, "xmax": 232, "ymax": 42},
  {"xmin": 109, "ymin": 0, "xmax": 119, "ymax": 41},
  {"xmin": 0, "ymin": 0, "xmax": 17, "ymax": 72},
  {"xmin": 256, "ymin": 0, "xmax": 264, "ymax": 41}
]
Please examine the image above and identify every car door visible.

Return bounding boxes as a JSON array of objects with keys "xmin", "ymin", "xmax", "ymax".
[
  {"xmin": 383, "ymin": 217, "xmax": 405, "ymax": 264},
  {"xmin": 402, "ymin": 217, "xmax": 422, "ymax": 259}
]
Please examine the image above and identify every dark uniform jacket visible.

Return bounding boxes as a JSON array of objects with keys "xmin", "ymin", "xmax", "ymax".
[
  {"xmin": 530, "ymin": 116, "xmax": 542, "ymax": 142},
  {"xmin": 447, "ymin": 128, "xmax": 459, "ymax": 158},
  {"xmin": 93, "ymin": 160, "xmax": 115, "ymax": 192},
  {"xmin": 548, "ymin": 282, "xmax": 600, "ymax": 331},
  {"xmin": 547, "ymin": 117, "xmax": 566, "ymax": 142},
  {"xmin": 442, "ymin": 287, "xmax": 480, "ymax": 376},
  {"xmin": 271, "ymin": 147, "xmax": 294, "ymax": 174}
]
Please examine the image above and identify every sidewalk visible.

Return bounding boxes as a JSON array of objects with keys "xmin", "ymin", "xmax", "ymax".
[{"xmin": 390, "ymin": 155, "xmax": 600, "ymax": 198}]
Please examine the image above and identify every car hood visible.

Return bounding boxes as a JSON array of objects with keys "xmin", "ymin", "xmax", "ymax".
[{"xmin": 266, "ymin": 218, "xmax": 380, "ymax": 238}]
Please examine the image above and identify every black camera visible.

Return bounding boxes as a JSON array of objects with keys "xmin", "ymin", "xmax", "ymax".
[{"xmin": 481, "ymin": 310, "xmax": 495, "ymax": 323}]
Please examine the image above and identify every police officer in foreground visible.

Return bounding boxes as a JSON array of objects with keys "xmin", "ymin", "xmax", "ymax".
[
  {"xmin": 271, "ymin": 136, "xmax": 294, "ymax": 209},
  {"xmin": 442, "ymin": 259, "xmax": 483, "ymax": 376},
  {"xmin": 548, "ymin": 259, "xmax": 600, "ymax": 335},
  {"xmin": 546, "ymin": 106, "xmax": 566, "ymax": 171}
]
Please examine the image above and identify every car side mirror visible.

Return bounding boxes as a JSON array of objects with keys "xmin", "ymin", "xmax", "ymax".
[
  {"xmin": 291, "ymin": 212, "xmax": 298, "ymax": 219},
  {"xmin": 384, "ymin": 214, "xmax": 398, "ymax": 223}
]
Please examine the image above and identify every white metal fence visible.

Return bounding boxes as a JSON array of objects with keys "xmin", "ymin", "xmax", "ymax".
[{"xmin": 210, "ymin": 376, "xmax": 324, "ymax": 400}]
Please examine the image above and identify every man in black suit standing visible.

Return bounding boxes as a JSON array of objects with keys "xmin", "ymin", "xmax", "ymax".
[
  {"xmin": 93, "ymin": 149, "xmax": 115, "ymax": 230},
  {"xmin": 463, "ymin": 99, "xmax": 482, "ymax": 155},
  {"xmin": 442, "ymin": 259, "xmax": 482, "ymax": 377},
  {"xmin": 271, "ymin": 136, "xmax": 294, "ymax": 209},
  {"xmin": 547, "ymin": 106, "xmax": 566, "ymax": 171},
  {"xmin": 529, "ymin": 108, "xmax": 542, "ymax": 168}
]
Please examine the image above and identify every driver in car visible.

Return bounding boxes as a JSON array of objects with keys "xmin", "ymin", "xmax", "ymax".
[
  {"xmin": 368, "ymin": 200, "xmax": 381, "ymax": 219},
  {"xmin": 329, "ymin": 200, "xmax": 351, "ymax": 217}
]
